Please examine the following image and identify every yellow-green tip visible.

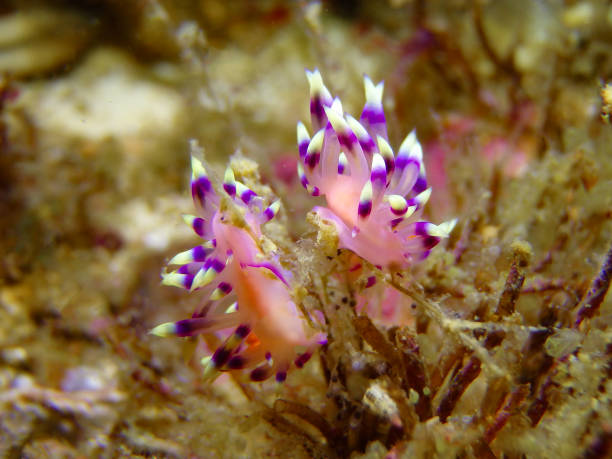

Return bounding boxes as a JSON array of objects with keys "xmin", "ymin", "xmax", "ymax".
[{"xmin": 149, "ymin": 322, "xmax": 176, "ymax": 337}]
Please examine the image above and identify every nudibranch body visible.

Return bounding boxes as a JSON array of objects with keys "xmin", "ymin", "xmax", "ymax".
[
  {"xmin": 298, "ymin": 70, "xmax": 456, "ymax": 268},
  {"xmin": 153, "ymin": 150, "xmax": 324, "ymax": 382}
]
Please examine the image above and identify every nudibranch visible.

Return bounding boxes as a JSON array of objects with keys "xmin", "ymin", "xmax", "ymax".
[
  {"xmin": 152, "ymin": 148, "xmax": 325, "ymax": 382},
  {"xmin": 297, "ymin": 69, "xmax": 456, "ymax": 268}
]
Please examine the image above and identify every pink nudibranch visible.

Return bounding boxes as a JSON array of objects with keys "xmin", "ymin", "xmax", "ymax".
[
  {"xmin": 297, "ymin": 69, "xmax": 456, "ymax": 268},
  {"xmin": 152, "ymin": 148, "xmax": 325, "ymax": 382}
]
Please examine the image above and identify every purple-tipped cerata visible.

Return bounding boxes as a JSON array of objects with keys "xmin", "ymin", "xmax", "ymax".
[
  {"xmin": 152, "ymin": 146, "xmax": 324, "ymax": 382},
  {"xmin": 297, "ymin": 70, "xmax": 456, "ymax": 268}
]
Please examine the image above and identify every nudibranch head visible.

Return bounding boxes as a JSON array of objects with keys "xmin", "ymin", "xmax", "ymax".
[
  {"xmin": 298, "ymin": 69, "xmax": 456, "ymax": 268},
  {"xmin": 153, "ymin": 146, "xmax": 325, "ymax": 382}
]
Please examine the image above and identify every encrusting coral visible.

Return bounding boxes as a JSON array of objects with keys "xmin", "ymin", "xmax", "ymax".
[
  {"xmin": 151, "ymin": 141, "xmax": 325, "ymax": 382},
  {"xmin": 297, "ymin": 69, "xmax": 456, "ymax": 269}
]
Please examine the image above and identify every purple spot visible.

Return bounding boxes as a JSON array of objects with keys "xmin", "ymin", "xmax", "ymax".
[
  {"xmin": 298, "ymin": 140, "xmax": 309, "ymax": 159},
  {"xmin": 299, "ymin": 172, "xmax": 309, "ymax": 189},
  {"xmin": 235, "ymin": 324, "xmax": 251, "ymax": 339},
  {"xmin": 192, "ymin": 218, "xmax": 205, "ymax": 237},
  {"xmin": 338, "ymin": 133, "xmax": 357, "ymax": 150},
  {"xmin": 177, "ymin": 265, "xmax": 191, "ymax": 274},
  {"xmin": 212, "ymin": 259, "xmax": 225, "ymax": 272},
  {"xmin": 241, "ymin": 189, "xmax": 256, "ymax": 205},
  {"xmin": 305, "ymin": 152, "xmax": 320, "ymax": 169},
  {"xmin": 390, "ymin": 217, "xmax": 403, "ymax": 228},
  {"xmin": 250, "ymin": 365, "xmax": 271, "ymax": 381},
  {"xmin": 361, "ymin": 107, "xmax": 386, "ymax": 124},
  {"xmin": 371, "ymin": 168, "xmax": 386, "ymax": 185},
  {"xmin": 183, "ymin": 275, "xmax": 194, "ymax": 290},
  {"xmin": 413, "ymin": 175, "xmax": 427, "ymax": 193},
  {"xmin": 174, "ymin": 317, "xmax": 208, "ymax": 337},
  {"xmin": 227, "ymin": 355, "xmax": 246, "ymax": 369},
  {"xmin": 358, "ymin": 200, "xmax": 372, "ymax": 218},
  {"xmin": 192, "ymin": 245, "xmax": 208, "ymax": 262},
  {"xmin": 223, "ymin": 183, "xmax": 236, "ymax": 197},
  {"xmin": 365, "ymin": 276, "xmax": 376, "ymax": 288},
  {"xmin": 383, "ymin": 157, "xmax": 395, "ymax": 175},
  {"xmin": 212, "ymin": 346, "xmax": 231, "ymax": 367},
  {"xmin": 218, "ymin": 282, "xmax": 233, "ymax": 294},
  {"xmin": 311, "ymin": 186, "xmax": 320, "ymax": 197},
  {"xmin": 419, "ymin": 250, "xmax": 431, "ymax": 261},
  {"xmin": 422, "ymin": 235, "xmax": 440, "ymax": 250},
  {"xmin": 191, "ymin": 177, "xmax": 212, "ymax": 205},
  {"xmin": 275, "ymin": 371, "xmax": 287, "ymax": 383},
  {"xmin": 205, "ymin": 258, "xmax": 225, "ymax": 272},
  {"xmin": 349, "ymin": 262, "xmax": 362, "ymax": 272},
  {"xmin": 264, "ymin": 206, "xmax": 275, "ymax": 221},
  {"xmin": 265, "ymin": 351, "xmax": 272, "ymax": 361},
  {"xmin": 395, "ymin": 156, "xmax": 419, "ymax": 172},
  {"xmin": 360, "ymin": 137, "xmax": 376, "ymax": 155},
  {"xmin": 294, "ymin": 352, "xmax": 311, "ymax": 368},
  {"xmin": 390, "ymin": 205, "xmax": 407, "ymax": 216},
  {"xmin": 196, "ymin": 176, "xmax": 212, "ymax": 192},
  {"xmin": 310, "ymin": 98, "xmax": 326, "ymax": 123},
  {"xmin": 174, "ymin": 319, "xmax": 193, "ymax": 337},
  {"xmin": 337, "ymin": 162, "xmax": 345, "ymax": 175},
  {"xmin": 414, "ymin": 221, "xmax": 429, "ymax": 236}
]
